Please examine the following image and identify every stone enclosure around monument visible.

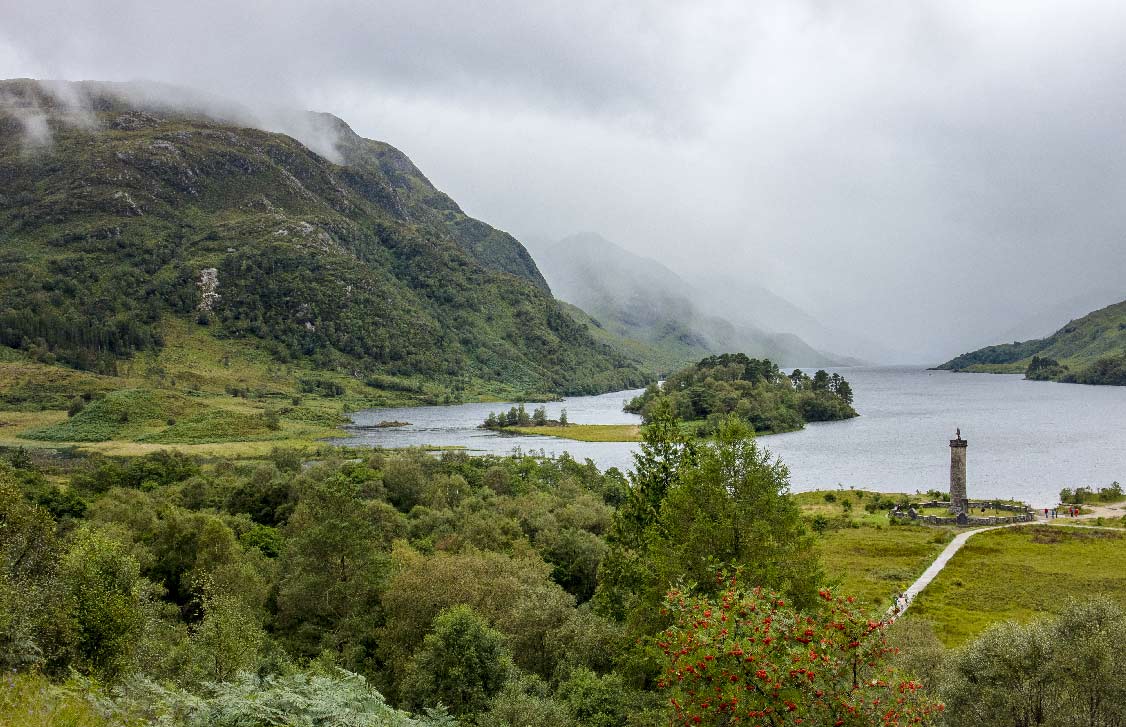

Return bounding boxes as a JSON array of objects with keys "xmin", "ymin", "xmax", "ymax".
[
  {"xmin": 888, "ymin": 429, "xmax": 1036, "ymax": 526},
  {"xmin": 890, "ymin": 500, "xmax": 1035, "ymax": 527}
]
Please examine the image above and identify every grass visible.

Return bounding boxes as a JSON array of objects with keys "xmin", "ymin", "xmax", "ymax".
[
  {"xmin": 0, "ymin": 318, "xmax": 613, "ymax": 456},
  {"xmin": 139, "ymin": 409, "xmax": 279, "ymax": 444},
  {"xmin": 908, "ymin": 525, "xmax": 1126, "ymax": 646},
  {"xmin": 1056, "ymin": 516, "xmax": 1126, "ymax": 529},
  {"xmin": 0, "ymin": 356, "xmax": 119, "ymax": 411},
  {"xmin": 794, "ymin": 489, "xmax": 913, "ymax": 527},
  {"xmin": 816, "ymin": 525, "xmax": 951, "ymax": 609},
  {"xmin": 21, "ymin": 389, "xmax": 208, "ymax": 442},
  {"xmin": 504, "ymin": 424, "xmax": 642, "ymax": 442},
  {"xmin": 0, "ymin": 672, "xmax": 125, "ymax": 727},
  {"xmin": 916, "ymin": 505, "xmax": 1015, "ymax": 518},
  {"xmin": 795, "ymin": 490, "xmax": 954, "ymax": 610}
]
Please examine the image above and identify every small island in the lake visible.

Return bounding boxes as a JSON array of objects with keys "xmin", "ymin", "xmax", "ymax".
[{"xmin": 483, "ymin": 354, "xmax": 857, "ymax": 442}]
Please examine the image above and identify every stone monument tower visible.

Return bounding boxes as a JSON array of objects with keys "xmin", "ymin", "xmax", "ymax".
[{"xmin": 949, "ymin": 428, "xmax": 968, "ymax": 513}]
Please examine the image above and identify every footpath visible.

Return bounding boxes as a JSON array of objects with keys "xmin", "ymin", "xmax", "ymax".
[{"xmin": 890, "ymin": 505, "xmax": 1124, "ymax": 617}]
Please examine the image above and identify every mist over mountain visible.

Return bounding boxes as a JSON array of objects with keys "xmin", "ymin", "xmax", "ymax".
[
  {"xmin": 679, "ymin": 272, "xmax": 898, "ymax": 365},
  {"xmin": 0, "ymin": 79, "xmax": 643, "ymax": 397},
  {"xmin": 533, "ymin": 232, "xmax": 843, "ymax": 372}
]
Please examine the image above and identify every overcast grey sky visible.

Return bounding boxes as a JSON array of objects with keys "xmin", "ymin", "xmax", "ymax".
[{"xmin": 3, "ymin": 0, "xmax": 1125, "ymax": 362}]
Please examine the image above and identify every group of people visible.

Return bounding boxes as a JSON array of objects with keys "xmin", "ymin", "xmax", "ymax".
[{"xmin": 1043, "ymin": 506, "xmax": 1081, "ymax": 519}]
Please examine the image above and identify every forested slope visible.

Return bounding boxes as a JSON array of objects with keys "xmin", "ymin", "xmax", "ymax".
[{"xmin": 0, "ymin": 79, "xmax": 644, "ymax": 399}]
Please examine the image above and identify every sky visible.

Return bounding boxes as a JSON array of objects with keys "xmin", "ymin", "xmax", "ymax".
[{"xmin": 3, "ymin": 0, "xmax": 1126, "ymax": 362}]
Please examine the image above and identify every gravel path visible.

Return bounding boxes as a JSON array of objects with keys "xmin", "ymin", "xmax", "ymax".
[{"xmin": 889, "ymin": 514, "xmax": 1124, "ymax": 617}]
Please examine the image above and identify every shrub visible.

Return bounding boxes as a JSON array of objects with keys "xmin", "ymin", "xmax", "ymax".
[
  {"xmin": 656, "ymin": 575, "xmax": 942, "ymax": 725},
  {"xmin": 401, "ymin": 605, "xmax": 512, "ymax": 716}
]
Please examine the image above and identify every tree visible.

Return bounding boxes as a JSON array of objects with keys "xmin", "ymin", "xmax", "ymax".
[
  {"xmin": 58, "ymin": 525, "xmax": 147, "ymax": 678},
  {"xmin": 941, "ymin": 619, "xmax": 1055, "ymax": 726},
  {"xmin": 379, "ymin": 545, "xmax": 575, "ymax": 687},
  {"xmin": 557, "ymin": 666, "xmax": 631, "ymax": 727},
  {"xmin": 559, "ymin": 408, "xmax": 569, "ymax": 426},
  {"xmin": 1047, "ymin": 598, "xmax": 1126, "ymax": 724},
  {"xmin": 189, "ymin": 578, "xmax": 266, "ymax": 683},
  {"xmin": 479, "ymin": 672, "xmax": 575, "ymax": 727},
  {"xmin": 942, "ymin": 599, "xmax": 1126, "ymax": 727},
  {"xmin": 657, "ymin": 578, "xmax": 943, "ymax": 726},
  {"xmin": 646, "ymin": 416, "xmax": 823, "ymax": 615},
  {"xmin": 402, "ymin": 605, "xmax": 512, "ymax": 716},
  {"xmin": 594, "ymin": 398, "xmax": 692, "ymax": 620},
  {"xmin": 275, "ymin": 476, "xmax": 389, "ymax": 664},
  {"xmin": 0, "ymin": 469, "xmax": 62, "ymax": 670}
]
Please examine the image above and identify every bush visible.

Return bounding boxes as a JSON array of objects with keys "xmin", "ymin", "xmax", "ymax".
[
  {"xmin": 298, "ymin": 377, "xmax": 345, "ymax": 397},
  {"xmin": 401, "ymin": 605, "xmax": 512, "ymax": 716},
  {"xmin": 656, "ymin": 576, "xmax": 942, "ymax": 725},
  {"xmin": 111, "ymin": 669, "xmax": 455, "ymax": 727}
]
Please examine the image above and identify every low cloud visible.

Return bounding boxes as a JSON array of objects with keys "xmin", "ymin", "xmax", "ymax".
[{"xmin": 3, "ymin": 0, "xmax": 1126, "ymax": 361}]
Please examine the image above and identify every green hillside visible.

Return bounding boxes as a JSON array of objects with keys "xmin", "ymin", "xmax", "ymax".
[
  {"xmin": 0, "ymin": 80, "xmax": 645, "ymax": 415},
  {"xmin": 937, "ymin": 299, "xmax": 1126, "ymax": 385}
]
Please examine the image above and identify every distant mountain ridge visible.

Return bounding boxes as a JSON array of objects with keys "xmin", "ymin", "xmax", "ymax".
[
  {"xmin": 681, "ymin": 272, "xmax": 887, "ymax": 365},
  {"xmin": 533, "ymin": 232, "xmax": 845, "ymax": 372},
  {"xmin": 0, "ymin": 79, "xmax": 644, "ymax": 397},
  {"xmin": 937, "ymin": 298, "xmax": 1126, "ymax": 385}
]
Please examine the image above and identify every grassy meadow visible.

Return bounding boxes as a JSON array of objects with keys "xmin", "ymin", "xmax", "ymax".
[
  {"xmin": 909, "ymin": 525, "xmax": 1126, "ymax": 646},
  {"xmin": 0, "ymin": 318, "xmax": 579, "ymax": 457},
  {"xmin": 505, "ymin": 423, "xmax": 642, "ymax": 442},
  {"xmin": 795, "ymin": 490, "xmax": 954, "ymax": 609}
]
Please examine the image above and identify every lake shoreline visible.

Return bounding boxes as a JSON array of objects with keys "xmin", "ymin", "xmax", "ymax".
[{"xmin": 337, "ymin": 367, "xmax": 1126, "ymax": 508}]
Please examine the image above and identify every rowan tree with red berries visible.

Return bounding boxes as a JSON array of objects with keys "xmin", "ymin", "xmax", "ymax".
[{"xmin": 655, "ymin": 574, "xmax": 943, "ymax": 726}]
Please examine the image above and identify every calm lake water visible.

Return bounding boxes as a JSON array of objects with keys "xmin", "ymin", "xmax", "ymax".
[{"xmin": 335, "ymin": 367, "xmax": 1126, "ymax": 508}]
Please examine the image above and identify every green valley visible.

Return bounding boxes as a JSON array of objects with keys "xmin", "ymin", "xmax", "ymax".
[{"xmin": 0, "ymin": 82, "xmax": 643, "ymax": 391}]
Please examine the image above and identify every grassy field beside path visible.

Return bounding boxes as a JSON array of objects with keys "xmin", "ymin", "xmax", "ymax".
[{"xmin": 908, "ymin": 525, "xmax": 1126, "ymax": 646}]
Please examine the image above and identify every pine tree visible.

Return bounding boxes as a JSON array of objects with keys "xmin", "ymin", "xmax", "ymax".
[{"xmin": 594, "ymin": 398, "xmax": 691, "ymax": 620}]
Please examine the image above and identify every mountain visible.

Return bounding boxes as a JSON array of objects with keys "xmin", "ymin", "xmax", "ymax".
[
  {"xmin": 533, "ymin": 232, "xmax": 840, "ymax": 372},
  {"xmin": 936, "ymin": 298, "xmax": 1126, "ymax": 385},
  {"xmin": 0, "ymin": 79, "xmax": 645, "ymax": 401},
  {"xmin": 986, "ymin": 288, "xmax": 1124, "ymax": 345},
  {"xmin": 681, "ymin": 273, "xmax": 889, "ymax": 365}
]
